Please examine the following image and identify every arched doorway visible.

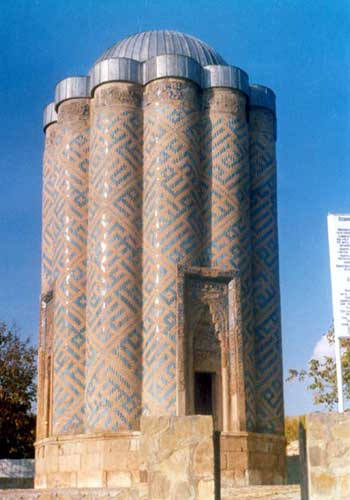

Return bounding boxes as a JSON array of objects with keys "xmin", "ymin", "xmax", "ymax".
[{"xmin": 192, "ymin": 303, "xmax": 222, "ymax": 430}]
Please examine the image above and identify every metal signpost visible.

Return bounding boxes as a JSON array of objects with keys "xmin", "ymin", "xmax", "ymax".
[{"xmin": 327, "ymin": 214, "xmax": 350, "ymax": 413}]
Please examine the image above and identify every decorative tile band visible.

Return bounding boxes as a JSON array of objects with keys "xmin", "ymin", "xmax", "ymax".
[{"xmin": 85, "ymin": 83, "xmax": 143, "ymax": 431}]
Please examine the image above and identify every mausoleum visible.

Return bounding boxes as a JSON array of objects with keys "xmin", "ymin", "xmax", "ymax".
[{"xmin": 36, "ymin": 30, "xmax": 285, "ymax": 494}]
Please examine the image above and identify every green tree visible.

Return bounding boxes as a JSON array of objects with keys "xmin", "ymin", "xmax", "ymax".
[
  {"xmin": 0, "ymin": 321, "xmax": 36, "ymax": 458},
  {"xmin": 287, "ymin": 325, "xmax": 350, "ymax": 409},
  {"xmin": 285, "ymin": 415, "xmax": 306, "ymax": 444}
]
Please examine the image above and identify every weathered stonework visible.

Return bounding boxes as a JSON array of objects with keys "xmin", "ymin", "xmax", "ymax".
[
  {"xmin": 0, "ymin": 485, "xmax": 301, "ymax": 500},
  {"xmin": 220, "ymin": 432, "xmax": 286, "ymax": 489},
  {"xmin": 35, "ymin": 432, "xmax": 141, "ymax": 490},
  {"xmin": 140, "ymin": 416, "xmax": 215, "ymax": 500},
  {"xmin": 300, "ymin": 412, "xmax": 350, "ymax": 500},
  {"xmin": 35, "ymin": 416, "xmax": 214, "ymax": 499}
]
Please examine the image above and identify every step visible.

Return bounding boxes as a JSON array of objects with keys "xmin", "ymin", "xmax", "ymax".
[
  {"xmin": 0, "ymin": 484, "xmax": 300, "ymax": 499},
  {"xmin": 222, "ymin": 485, "xmax": 301, "ymax": 499},
  {"xmin": 0, "ymin": 488, "xmax": 145, "ymax": 500}
]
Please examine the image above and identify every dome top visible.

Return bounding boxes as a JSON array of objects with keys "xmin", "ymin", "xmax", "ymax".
[
  {"xmin": 97, "ymin": 30, "xmax": 227, "ymax": 67},
  {"xmin": 46, "ymin": 29, "xmax": 277, "ymax": 127}
]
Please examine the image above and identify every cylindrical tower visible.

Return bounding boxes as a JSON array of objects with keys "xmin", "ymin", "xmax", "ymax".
[
  {"xmin": 249, "ymin": 85, "xmax": 284, "ymax": 435},
  {"xmin": 85, "ymin": 73, "xmax": 143, "ymax": 431},
  {"xmin": 142, "ymin": 72, "xmax": 202, "ymax": 415},
  {"xmin": 36, "ymin": 31, "xmax": 286, "ymax": 490},
  {"xmin": 37, "ymin": 105, "xmax": 57, "ymax": 440},
  {"xmin": 201, "ymin": 68, "xmax": 255, "ymax": 432},
  {"xmin": 52, "ymin": 77, "xmax": 90, "ymax": 434}
]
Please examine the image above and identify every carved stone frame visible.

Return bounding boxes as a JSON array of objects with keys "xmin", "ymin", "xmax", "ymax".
[
  {"xmin": 37, "ymin": 290, "xmax": 54, "ymax": 440},
  {"xmin": 177, "ymin": 266, "xmax": 246, "ymax": 432}
]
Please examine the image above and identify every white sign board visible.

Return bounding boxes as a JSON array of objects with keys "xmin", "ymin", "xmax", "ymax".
[{"xmin": 328, "ymin": 214, "xmax": 350, "ymax": 338}]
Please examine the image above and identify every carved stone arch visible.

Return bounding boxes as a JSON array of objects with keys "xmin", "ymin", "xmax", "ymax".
[
  {"xmin": 192, "ymin": 302, "xmax": 221, "ymax": 348},
  {"xmin": 187, "ymin": 301, "xmax": 209, "ymax": 339},
  {"xmin": 37, "ymin": 290, "xmax": 55, "ymax": 440},
  {"xmin": 208, "ymin": 300, "xmax": 228, "ymax": 344},
  {"xmin": 192, "ymin": 303, "xmax": 221, "ymax": 357}
]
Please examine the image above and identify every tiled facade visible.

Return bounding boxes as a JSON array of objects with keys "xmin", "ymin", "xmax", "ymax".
[
  {"xmin": 36, "ymin": 30, "xmax": 285, "ymax": 490},
  {"xmin": 143, "ymin": 79, "xmax": 202, "ymax": 415},
  {"xmin": 37, "ymin": 123, "xmax": 57, "ymax": 441},
  {"xmin": 86, "ymin": 83, "xmax": 143, "ymax": 431},
  {"xmin": 41, "ymin": 124, "xmax": 57, "ymax": 294},
  {"xmin": 249, "ymin": 107, "xmax": 284, "ymax": 435},
  {"xmin": 52, "ymin": 100, "xmax": 90, "ymax": 435},
  {"xmin": 202, "ymin": 88, "xmax": 256, "ymax": 431}
]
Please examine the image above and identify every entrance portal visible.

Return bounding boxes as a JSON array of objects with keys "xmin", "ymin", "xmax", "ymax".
[{"xmin": 178, "ymin": 268, "xmax": 242, "ymax": 433}]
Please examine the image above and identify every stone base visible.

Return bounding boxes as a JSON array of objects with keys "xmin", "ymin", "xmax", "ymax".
[
  {"xmin": 35, "ymin": 419, "xmax": 285, "ymax": 496},
  {"xmin": 35, "ymin": 416, "xmax": 215, "ymax": 499},
  {"xmin": 220, "ymin": 432, "xmax": 286, "ymax": 487},
  {"xmin": 35, "ymin": 432, "xmax": 141, "ymax": 489},
  {"xmin": 140, "ymin": 416, "xmax": 215, "ymax": 499}
]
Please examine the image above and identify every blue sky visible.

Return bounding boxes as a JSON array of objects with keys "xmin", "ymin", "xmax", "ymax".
[{"xmin": 0, "ymin": 0, "xmax": 349, "ymax": 416}]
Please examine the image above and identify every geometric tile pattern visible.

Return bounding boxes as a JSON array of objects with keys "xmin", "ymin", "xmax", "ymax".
[
  {"xmin": 143, "ymin": 80, "xmax": 202, "ymax": 415},
  {"xmin": 52, "ymin": 100, "xmax": 90, "ymax": 434},
  {"xmin": 85, "ymin": 83, "xmax": 143, "ymax": 431},
  {"xmin": 250, "ymin": 108, "xmax": 284, "ymax": 434},
  {"xmin": 39, "ymin": 80, "xmax": 284, "ymax": 439},
  {"xmin": 41, "ymin": 124, "xmax": 57, "ymax": 293},
  {"xmin": 201, "ymin": 89, "xmax": 256, "ymax": 431}
]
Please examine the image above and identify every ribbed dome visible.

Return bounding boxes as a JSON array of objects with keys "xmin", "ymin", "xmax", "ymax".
[{"xmin": 97, "ymin": 30, "xmax": 227, "ymax": 67}]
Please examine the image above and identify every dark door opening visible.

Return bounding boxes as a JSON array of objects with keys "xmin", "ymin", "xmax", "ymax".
[{"xmin": 195, "ymin": 372, "xmax": 213, "ymax": 415}]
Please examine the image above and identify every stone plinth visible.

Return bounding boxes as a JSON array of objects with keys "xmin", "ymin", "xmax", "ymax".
[
  {"xmin": 140, "ymin": 415, "xmax": 215, "ymax": 500},
  {"xmin": 301, "ymin": 412, "xmax": 350, "ymax": 499},
  {"xmin": 221, "ymin": 484, "xmax": 300, "ymax": 499},
  {"xmin": 35, "ymin": 432, "xmax": 141, "ymax": 490},
  {"xmin": 35, "ymin": 416, "xmax": 215, "ymax": 498},
  {"xmin": 221, "ymin": 432, "xmax": 286, "ymax": 488}
]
